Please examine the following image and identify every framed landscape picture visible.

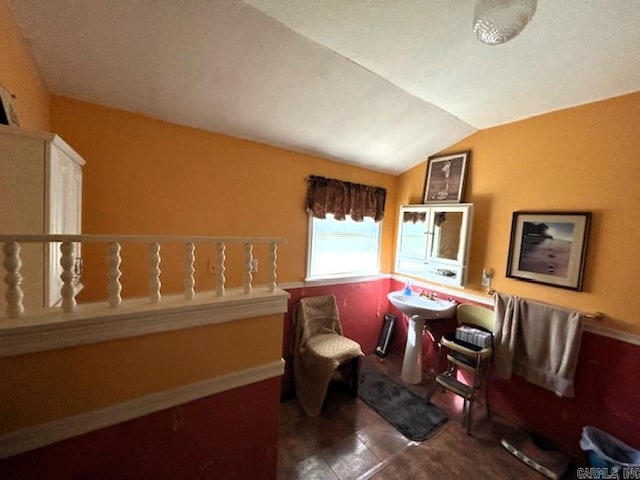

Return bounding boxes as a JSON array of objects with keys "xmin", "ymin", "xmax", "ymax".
[
  {"xmin": 423, "ymin": 151, "xmax": 469, "ymax": 203},
  {"xmin": 506, "ymin": 211, "xmax": 591, "ymax": 291}
]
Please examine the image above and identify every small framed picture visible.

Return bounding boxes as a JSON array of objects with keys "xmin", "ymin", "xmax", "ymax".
[
  {"xmin": 423, "ymin": 151, "xmax": 469, "ymax": 203},
  {"xmin": 506, "ymin": 211, "xmax": 592, "ymax": 291},
  {"xmin": 0, "ymin": 84, "xmax": 19, "ymax": 127}
]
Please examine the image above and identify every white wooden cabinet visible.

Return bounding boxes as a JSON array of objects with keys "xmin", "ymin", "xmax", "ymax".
[
  {"xmin": 0, "ymin": 125, "xmax": 84, "ymax": 311},
  {"xmin": 395, "ymin": 204, "xmax": 473, "ymax": 287}
]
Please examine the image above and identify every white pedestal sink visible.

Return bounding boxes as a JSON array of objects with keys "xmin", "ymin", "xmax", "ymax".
[{"xmin": 387, "ymin": 291, "xmax": 457, "ymax": 384}]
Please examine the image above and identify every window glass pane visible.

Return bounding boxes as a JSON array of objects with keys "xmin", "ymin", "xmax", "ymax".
[{"xmin": 309, "ymin": 214, "xmax": 381, "ymax": 278}]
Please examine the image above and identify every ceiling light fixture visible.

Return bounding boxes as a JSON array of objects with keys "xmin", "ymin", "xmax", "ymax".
[{"xmin": 473, "ymin": 0, "xmax": 537, "ymax": 45}]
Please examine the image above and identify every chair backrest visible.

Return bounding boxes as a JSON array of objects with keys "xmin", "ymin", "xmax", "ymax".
[
  {"xmin": 456, "ymin": 303, "xmax": 494, "ymax": 333},
  {"xmin": 296, "ymin": 295, "xmax": 343, "ymax": 337}
]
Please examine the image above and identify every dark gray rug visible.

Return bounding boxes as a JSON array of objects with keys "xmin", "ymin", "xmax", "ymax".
[{"xmin": 358, "ymin": 370, "xmax": 447, "ymax": 442}]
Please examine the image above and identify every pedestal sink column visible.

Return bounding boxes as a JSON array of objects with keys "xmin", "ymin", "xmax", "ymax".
[
  {"xmin": 387, "ymin": 291, "xmax": 457, "ymax": 385},
  {"xmin": 401, "ymin": 314, "xmax": 427, "ymax": 384}
]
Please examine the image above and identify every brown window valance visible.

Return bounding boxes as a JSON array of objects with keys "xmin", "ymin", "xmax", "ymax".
[
  {"xmin": 306, "ymin": 175, "xmax": 387, "ymax": 222},
  {"xmin": 402, "ymin": 211, "xmax": 427, "ymax": 224}
]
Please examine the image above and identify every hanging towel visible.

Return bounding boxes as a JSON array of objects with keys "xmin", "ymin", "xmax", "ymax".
[{"xmin": 494, "ymin": 293, "xmax": 583, "ymax": 397}]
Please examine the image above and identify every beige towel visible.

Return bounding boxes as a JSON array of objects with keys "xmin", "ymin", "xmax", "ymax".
[
  {"xmin": 494, "ymin": 293, "xmax": 583, "ymax": 397},
  {"xmin": 293, "ymin": 295, "xmax": 363, "ymax": 416}
]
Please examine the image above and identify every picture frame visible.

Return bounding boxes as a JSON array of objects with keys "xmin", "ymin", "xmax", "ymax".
[
  {"xmin": 506, "ymin": 211, "xmax": 592, "ymax": 291},
  {"xmin": 0, "ymin": 83, "xmax": 19, "ymax": 127},
  {"xmin": 423, "ymin": 151, "xmax": 469, "ymax": 203}
]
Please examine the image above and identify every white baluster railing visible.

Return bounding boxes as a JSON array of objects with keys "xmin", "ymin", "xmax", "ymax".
[
  {"xmin": 184, "ymin": 242, "xmax": 195, "ymax": 300},
  {"xmin": 107, "ymin": 242, "xmax": 122, "ymax": 307},
  {"xmin": 60, "ymin": 242, "xmax": 76, "ymax": 313},
  {"xmin": 215, "ymin": 242, "xmax": 226, "ymax": 297},
  {"xmin": 149, "ymin": 242, "xmax": 162, "ymax": 304},
  {"xmin": 268, "ymin": 242, "xmax": 277, "ymax": 292},
  {"xmin": 0, "ymin": 234, "xmax": 286, "ymax": 319},
  {"xmin": 243, "ymin": 242, "xmax": 253, "ymax": 294},
  {"xmin": 2, "ymin": 242, "xmax": 24, "ymax": 319}
]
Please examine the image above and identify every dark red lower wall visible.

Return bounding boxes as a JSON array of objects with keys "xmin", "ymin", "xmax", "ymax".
[
  {"xmin": 0, "ymin": 376, "xmax": 281, "ymax": 480},
  {"xmin": 283, "ymin": 278, "xmax": 499, "ymax": 391},
  {"xmin": 284, "ymin": 278, "xmax": 640, "ymax": 459},
  {"xmin": 385, "ymin": 279, "xmax": 484, "ymax": 372},
  {"xmin": 489, "ymin": 331, "xmax": 640, "ymax": 457}
]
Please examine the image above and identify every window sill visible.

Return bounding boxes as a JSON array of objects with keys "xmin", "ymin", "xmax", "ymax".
[{"xmin": 303, "ymin": 273, "xmax": 387, "ymax": 287}]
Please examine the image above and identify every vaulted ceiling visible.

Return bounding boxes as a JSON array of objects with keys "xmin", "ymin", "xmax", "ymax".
[{"xmin": 8, "ymin": 0, "xmax": 640, "ymax": 174}]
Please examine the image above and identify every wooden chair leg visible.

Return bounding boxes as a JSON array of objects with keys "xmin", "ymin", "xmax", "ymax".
[
  {"xmin": 462, "ymin": 398, "xmax": 469, "ymax": 430},
  {"xmin": 485, "ymin": 363, "xmax": 492, "ymax": 421},
  {"xmin": 350, "ymin": 357, "xmax": 360, "ymax": 397},
  {"xmin": 466, "ymin": 398, "xmax": 474, "ymax": 435}
]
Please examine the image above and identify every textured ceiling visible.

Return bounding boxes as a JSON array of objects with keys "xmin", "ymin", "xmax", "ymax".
[{"xmin": 8, "ymin": 0, "xmax": 640, "ymax": 174}]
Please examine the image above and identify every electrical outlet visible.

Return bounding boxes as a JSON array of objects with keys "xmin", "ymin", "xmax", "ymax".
[{"xmin": 250, "ymin": 259, "xmax": 258, "ymax": 273}]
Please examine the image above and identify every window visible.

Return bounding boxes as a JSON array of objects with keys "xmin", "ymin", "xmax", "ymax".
[
  {"xmin": 304, "ymin": 174, "xmax": 386, "ymax": 280},
  {"xmin": 307, "ymin": 213, "xmax": 382, "ymax": 279}
]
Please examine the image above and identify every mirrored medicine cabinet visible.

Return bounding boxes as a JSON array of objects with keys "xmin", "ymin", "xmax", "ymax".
[{"xmin": 395, "ymin": 203, "xmax": 473, "ymax": 287}]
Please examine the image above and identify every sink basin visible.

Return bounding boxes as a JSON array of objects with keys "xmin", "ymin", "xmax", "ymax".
[
  {"xmin": 387, "ymin": 291, "xmax": 457, "ymax": 319},
  {"xmin": 387, "ymin": 290, "xmax": 457, "ymax": 384}
]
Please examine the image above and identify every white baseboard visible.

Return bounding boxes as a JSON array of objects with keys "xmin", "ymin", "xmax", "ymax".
[{"xmin": 0, "ymin": 359, "xmax": 285, "ymax": 459}]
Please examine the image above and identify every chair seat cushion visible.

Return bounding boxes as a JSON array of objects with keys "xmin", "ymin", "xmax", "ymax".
[{"xmin": 307, "ymin": 334, "xmax": 363, "ymax": 369}]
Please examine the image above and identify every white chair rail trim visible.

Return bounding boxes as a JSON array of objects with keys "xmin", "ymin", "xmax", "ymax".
[
  {"xmin": 391, "ymin": 274, "xmax": 640, "ymax": 346},
  {"xmin": 0, "ymin": 287, "xmax": 290, "ymax": 357},
  {"xmin": 0, "ymin": 358, "xmax": 285, "ymax": 459}
]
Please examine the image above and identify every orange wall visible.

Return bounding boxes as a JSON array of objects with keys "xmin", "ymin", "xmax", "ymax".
[
  {"xmin": 1, "ymin": 314, "xmax": 282, "ymax": 433},
  {"xmin": 398, "ymin": 92, "xmax": 640, "ymax": 334},
  {"xmin": 50, "ymin": 96, "xmax": 398, "ymax": 301},
  {"xmin": 0, "ymin": 0, "xmax": 49, "ymax": 130}
]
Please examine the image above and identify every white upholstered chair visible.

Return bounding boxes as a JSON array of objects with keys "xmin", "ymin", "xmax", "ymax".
[{"xmin": 292, "ymin": 295, "xmax": 363, "ymax": 416}]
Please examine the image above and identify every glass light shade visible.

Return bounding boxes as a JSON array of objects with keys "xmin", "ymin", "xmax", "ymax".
[{"xmin": 473, "ymin": 0, "xmax": 537, "ymax": 45}]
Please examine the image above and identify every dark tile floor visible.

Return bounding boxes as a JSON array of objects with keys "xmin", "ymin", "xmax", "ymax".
[{"xmin": 278, "ymin": 353, "xmax": 563, "ymax": 480}]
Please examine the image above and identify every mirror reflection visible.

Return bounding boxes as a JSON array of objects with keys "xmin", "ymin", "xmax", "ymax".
[
  {"xmin": 430, "ymin": 211, "xmax": 463, "ymax": 261},
  {"xmin": 399, "ymin": 211, "xmax": 427, "ymax": 258}
]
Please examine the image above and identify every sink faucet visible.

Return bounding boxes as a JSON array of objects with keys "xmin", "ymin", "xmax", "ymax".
[{"xmin": 419, "ymin": 290, "xmax": 436, "ymax": 300}]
